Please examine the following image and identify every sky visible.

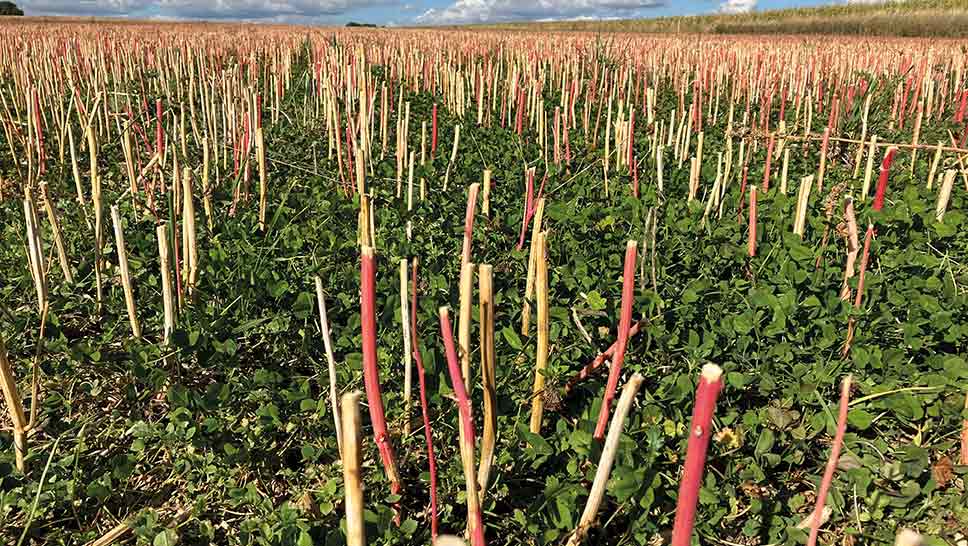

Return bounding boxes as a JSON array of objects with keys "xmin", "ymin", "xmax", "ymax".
[{"xmin": 14, "ymin": 0, "xmax": 874, "ymax": 26}]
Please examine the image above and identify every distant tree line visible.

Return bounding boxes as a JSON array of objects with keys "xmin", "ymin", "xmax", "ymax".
[
  {"xmin": 0, "ymin": 2, "xmax": 23, "ymax": 16},
  {"xmin": 346, "ymin": 22, "xmax": 377, "ymax": 28}
]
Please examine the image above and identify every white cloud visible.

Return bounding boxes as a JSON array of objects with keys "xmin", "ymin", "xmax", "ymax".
[
  {"xmin": 19, "ymin": 0, "xmax": 151, "ymax": 16},
  {"xmin": 719, "ymin": 0, "xmax": 755, "ymax": 14},
  {"xmin": 415, "ymin": 0, "xmax": 664, "ymax": 25},
  {"xmin": 18, "ymin": 0, "xmax": 393, "ymax": 21}
]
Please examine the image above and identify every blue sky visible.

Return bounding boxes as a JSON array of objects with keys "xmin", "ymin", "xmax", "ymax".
[{"xmin": 16, "ymin": 0, "xmax": 856, "ymax": 26}]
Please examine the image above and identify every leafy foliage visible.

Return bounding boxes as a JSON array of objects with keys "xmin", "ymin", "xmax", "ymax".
[
  {"xmin": 0, "ymin": 28, "xmax": 967, "ymax": 546},
  {"xmin": 0, "ymin": 2, "xmax": 22, "ymax": 17}
]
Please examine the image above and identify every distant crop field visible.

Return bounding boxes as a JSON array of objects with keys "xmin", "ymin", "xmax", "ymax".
[
  {"xmin": 444, "ymin": 0, "xmax": 968, "ymax": 37},
  {"xmin": 0, "ymin": 16, "xmax": 967, "ymax": 546}
]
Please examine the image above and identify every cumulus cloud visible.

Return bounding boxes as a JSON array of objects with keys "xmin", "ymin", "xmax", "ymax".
[
  {"xmin": 19, "ymin": 0, "xmax": 150, "ymax": 16},
  {"xmin": 415, "ymin": 0, "xmax": 665, "ymax": 25},
  {"xmin": 18, "ymin": 0, "xmax": 393, "ymax": 21},
  {"xmin": 719, "ymin": 0, "xmax": 755, "ymax": 14}
]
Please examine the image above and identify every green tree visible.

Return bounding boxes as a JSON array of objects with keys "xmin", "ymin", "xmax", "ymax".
[{"xmin": 0, "ymin": 2, "xmax": 23, "ymax": 16}]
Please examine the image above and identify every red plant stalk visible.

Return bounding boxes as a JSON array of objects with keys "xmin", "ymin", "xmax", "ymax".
[
  {"xmin": 563, "ymin": 320, "xmax": 643, "ymax": 395},
  {"xmin": 593, "ymin": 240, "xmax": 638, "ymax": 441},
  {"xmin": 756, "ymin": 91, "xmax": 767, "ymax": 132},
  {"xmin": 75, "ymin": 86, "xmax": 87, "ymax": 119},
  {"xmin": 779, "ymin": 84, "xmax": 787, "ymax": 121},
  {"xmin": 807, "ymin": 376, "xmax": 852, "ymax": 546},
  {"xmin": 955, "ymin": 90, "xmax": 967, "ymax": 124},
  {"xmin": 872, "ymin": 147, "xmax": 898, "ymax": 212},
  {"xmin": 844, "ymin": 224, "xmax": 875, "ymax": 354},
  {"xmin": 900, "ymin": 76, "xmax": 912, "ymax": 124},
  {"xmin": 233, "ymin": 128, "xmax": 241, "ymax": 178},
  {"xmin": 737, "ymin": 165, "xmax": 750, "ymax": 223},
  {"xmin": 411, "ymin": 261, "xmax": 439, "ymax": 539},
  {"xmin": 535, "ymin": 171, "xmax": 548, "ymax": 203},
  {"xmin": 564, "ymin": 118, "xmax": 571, "ymax": 163},
  {"xmin": 670, "ymin": 364, "xmax": 725, "ymax": 546},
  {"xmin": 762, "ymin": 134, "xmax": 774, "ymax": 192},
  {"xmin": 431, "ymin": 103, "xmax": 438, "ymax": 157},
  {"xmin": 126, "ymin": 106, "xmax": 151, "ymax": 156},
  {"xmin": 243, "ymin": 125, "xmax": 252, "ymax": 196},
  {"xmin": 748, "ymin": 186, "xmax": 758, "ymax": 258},
  {"xmin": 516, "ymin": 171, "xmax": 535, "ymax": 251},
  {"xmin": 854, "ymin": 224, "xmax": 874, "ymax": 309},
  {"xmin": 439, "ymin": 308, "xmax": 486, "ymax": 546},
  {"xmin": 360, "ymin": 246, "xmax": 402, "ymax": 499},
  {"xmin": 909, "ymin": 67, "xmax": 926, "ymax": 124},
  {"xmin": 827, "ymin": 95, "xmax": 838, "ymax": 132},
  {"xmin": 462, "ymin": 183, "xmax": 480, "ymax": 269},
  {"xmin": 890, "ymin": 86, "xmax": 901, "ymax": 124}
]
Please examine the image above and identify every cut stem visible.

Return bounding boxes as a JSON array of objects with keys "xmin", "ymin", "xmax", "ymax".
[
  {"xmin": 411, "ymin": 260, "xmax": 439, "ymax": 538},
  {"xmin": 314, "ymin": 276, "xmax": 342, "ymax": 456},
  {"xmin": 872, "ymin": 147, "xmax": 898, "ymax": 212},
  {"xmin": 341, "ymin": 391, "xmax": 366, "ymax": 546},
  {"xmin": 360, "ymin": 246, "xmax": 402, "ymax": 500},
  {"xmin": 458, "ymin": 262, "xmax": 475, "ymax": 390},
  {"xmin": 439, "ymin": 308, "xmax": 486, "ymax": 546},
  {"xmin": 895, "ymin": 529, "xmax": 923, "ymax": 546},
  {"xmin": 461, "ymin": 183, "xmax": 480, "ymax": 270},
  {"xmin": 593, "ymin": 240, "xmax": 638, "ymax": 440},
  {"xmin": 111, "ymin": 206, "xmax": 141, "ymax": 338},
  {"xmin": 400, "ymin": 260, "xmax": 413, "ymax": 437},
  {"xmin": 563, "ymin": 320, "xmax": 644, "ymax": 395},
  {"xmin": 0, "ymin": 335, "xmax": 27, "ymax": 472},
  {"xmin": 670, "ymin": 364, "xmax": 724, "ymax": 546},
  {"xmin": 181, "ymin": 168, "xmax": 199, "ymax": 299},
  {"xmin": 566, "ymin": 373, "xmax": 644, "ymax": 546},
  {"xmin": 477, "ymin": 264, "xmax": 497, "ymax": 499},
  {"xmin": 529, "ymin": 232, "xmax": 549, "ymax": 435},
  {"xmin": 39, "ymin": 183, "xmax": 73, "ymax": 284},
  {"xmin": 22, "ymin": 191, "xmax": 48, "ymax": 312},
  {"xmin": 807, "ymin": 376, "xmax": 852, "ymax": 546},
  {"xmin": 156, "ymin": 223, "xmax": 175, "ymax": 345}
]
